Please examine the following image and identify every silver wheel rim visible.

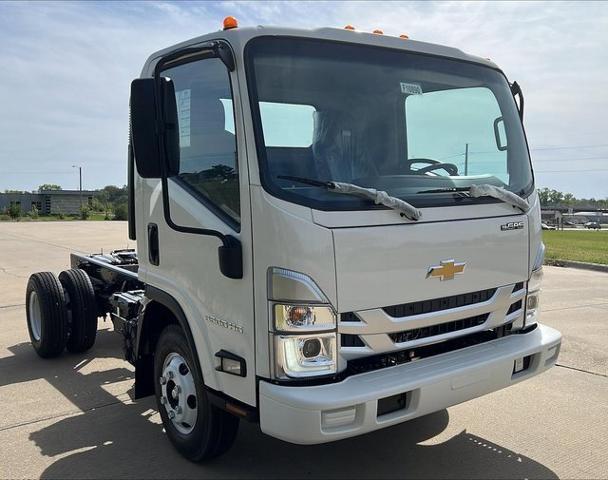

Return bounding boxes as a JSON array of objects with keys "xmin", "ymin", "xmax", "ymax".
[
  {"xmin": 160, "ymin": 352, "xmax": 198, "ymax": 434},
  {"xmin": 28, "ymin": 291, "xmax": 42, "ymax": 342}
]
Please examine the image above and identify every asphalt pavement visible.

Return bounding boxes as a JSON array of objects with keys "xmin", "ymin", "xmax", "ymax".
[{"xmin": 0, "ymin": 221, "xmax": 606, "ymax": 479}]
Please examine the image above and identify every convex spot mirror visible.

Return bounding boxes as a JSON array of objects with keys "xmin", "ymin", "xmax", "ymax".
[
  {"xmin": 493, "ymin": 116, "xmax": 507, "ymax": 151},
  {"xmin": 130, "ymin": 77, "xmax": 180, "ymax": 179}
]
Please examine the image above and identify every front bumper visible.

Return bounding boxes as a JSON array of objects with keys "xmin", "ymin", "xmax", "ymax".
[{"xmin": 259, "ymin": 323, "xmax": 561, "ymax": 444}]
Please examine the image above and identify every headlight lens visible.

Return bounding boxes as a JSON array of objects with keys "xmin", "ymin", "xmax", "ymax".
[
  {"xmin": 525, "ymin": 267, "xmax": 543, "ymax": 327},
  {"xmin": 268, "ymin": 268, "xmax": 339, "ymax": 380},
  {"xmin": 274, "ymin": 304, "xmax": 336, "ymax": 332},
  {"xmin": 274, "ymin": 333, "xmax": 336, "ymax": 379}
]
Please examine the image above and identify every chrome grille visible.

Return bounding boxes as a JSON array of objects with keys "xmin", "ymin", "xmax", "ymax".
[{"xmin": 339, "ymin": 282, "xmax": 526, "ymax": 360}]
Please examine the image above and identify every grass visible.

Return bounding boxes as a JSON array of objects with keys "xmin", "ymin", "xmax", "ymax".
[
  {"xmin": 543, "ymin": 230, "xmax": 608, "ymax": 265},
  {"xmin": 88, "ymin": 213, "xmax": 112, "ymax": 221},
  {"xmin": 0, "ymin": 212, "xmax": 113, "ymax": 222}
]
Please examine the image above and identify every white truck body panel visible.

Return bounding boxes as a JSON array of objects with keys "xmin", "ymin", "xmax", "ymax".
[{"xmin": 332, "ymin": 214, "xmax": 528, "ymax": 313}]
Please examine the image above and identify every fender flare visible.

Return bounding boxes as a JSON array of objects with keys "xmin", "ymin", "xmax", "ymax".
[{"xmin": 133, "ymin": 285, "xmax": 205, "ymax": 397}]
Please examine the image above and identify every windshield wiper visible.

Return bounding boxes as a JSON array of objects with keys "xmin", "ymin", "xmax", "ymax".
[
  {"xmin": 417, "ymin": 187, "xmax": 472, "ymax": 194},
  {"xmin": 278, "ymin": 175, "xmax": 422, "ymax": 221},
  {"xmin": 417, "ymin": 184, "xmax": 529, "ymax": 212}
]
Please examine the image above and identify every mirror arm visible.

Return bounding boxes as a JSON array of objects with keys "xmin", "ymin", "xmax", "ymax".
[
  {"xmin": 510, "ymin": 81, "xmax": 524, "ymax": 121},
  {"xmin": 160, "ymin": 177, "xmax": 243, "ymax": 279},
  {"xmin": 213, "ymin": 42, "xmax": 235, "ymax": 71}
]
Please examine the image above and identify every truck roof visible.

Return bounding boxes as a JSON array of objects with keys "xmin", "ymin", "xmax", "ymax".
[{"xmin": 141, "ymin": 25, "xmax": 499, "ymax": 76}]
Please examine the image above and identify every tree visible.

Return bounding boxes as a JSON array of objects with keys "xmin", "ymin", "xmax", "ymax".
[
  {"xmin": 29, "ymin": 204, "xmax": 39, "ymax": 219},
  {"xmin": 537, "ymin": 188, "xmax": 551, "ymax": 206},
  {"xmin": 113, "ymin": 202, "xmax": 128, "ymax": 221},
  {"xmin": 100, "ymin": 185, "xmax": 127, "ymax": 205},
  {"xmin": 80, "ymin": 205, "xmax": 90, "ymax": 220},
  {"xmin": 8, "ymin": 203, "xmax": 21, "ymax": 219},
  {"xmin": 38, "ymin": 184, "xmax": 62, "ymax": 191},
  {"xmin": 548, "ymin": 189, "xmax": 564, "ymax": 205},
  {"xmin": 563, "ymin": 193, "xmax": 575, "ymax": 206}
]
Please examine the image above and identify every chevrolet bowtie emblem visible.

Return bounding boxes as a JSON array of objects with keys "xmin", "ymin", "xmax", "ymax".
[{"xmin": 427, "ymin": 260, "xmax": 466, "ymax": 281}]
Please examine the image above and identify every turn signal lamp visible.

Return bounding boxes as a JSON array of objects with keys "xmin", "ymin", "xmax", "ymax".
[
  {"xmin": 373, "ymin": 29, "xmax": 384, "ymax": 34},
  {"xmin": 344, "ymin": 25, "xmax": 355, "ymax": 30},
  {"xmin": 223, "ymin": 16, "xmax": 238, "ymax": 30}
]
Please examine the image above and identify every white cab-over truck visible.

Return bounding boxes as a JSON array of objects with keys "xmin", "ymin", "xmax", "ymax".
[{"xmin": 25, "ymin": 19, "xmax": 561, "ymax": 461}]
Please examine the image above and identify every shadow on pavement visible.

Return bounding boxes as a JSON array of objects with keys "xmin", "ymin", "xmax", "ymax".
[{"xmin": 4, "ymin": 332, "xmax": 558, "ymax": 479}]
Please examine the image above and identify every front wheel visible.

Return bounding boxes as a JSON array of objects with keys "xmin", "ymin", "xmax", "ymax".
[{"xmin": 154, "ymin": 325, "xmax": 239, "ymax": 461}]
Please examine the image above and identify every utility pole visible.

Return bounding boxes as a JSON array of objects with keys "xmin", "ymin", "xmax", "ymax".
[
  {"xmin": 72, "ymin": 165, "xmax": 82, "ymax": 209},
  {"xmin": 464, "ymin": 143, "xmax": 469, "ymax": 176}
]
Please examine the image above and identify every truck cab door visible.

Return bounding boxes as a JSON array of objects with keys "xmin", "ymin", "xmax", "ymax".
[{"xmin": 137, "ymin": 52, "xmax": 255, "ymax": 406}]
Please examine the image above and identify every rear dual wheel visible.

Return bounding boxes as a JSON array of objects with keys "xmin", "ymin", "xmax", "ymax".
[
  {"xmin": 59, "ymin": 269, "xmax": 97, "ymax": 353},
  {"xmin": 26, "ymin": 272, "xmax": 69, "ymax": 358},
  {"xmin": 25, "ymin": 269, "xmax": 97, "ymax": 358}
]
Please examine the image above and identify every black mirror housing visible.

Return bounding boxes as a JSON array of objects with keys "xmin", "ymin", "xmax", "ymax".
[
  {"xmin": 130, "ymin": 77, "xmax": 180, "ymax": 179},
  {"xmin": 130, "ymin": 78, "xmax": 162, "ymax": 178},
  {"xmin": 218, "ymin": 235, "xmax": 243, "ymax": 279}
]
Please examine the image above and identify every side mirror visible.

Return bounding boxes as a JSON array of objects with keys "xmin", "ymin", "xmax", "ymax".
[
  {"xmin": 493, "ymin": 117, "xmax": 507, "ymax": 151},
  {"xmin": 130, "ymin": 78, "xmax": 180, "ymax": 178},
  {"xmin": 218, "ymin": 235, "xmax": 243, "ymax": 279}
]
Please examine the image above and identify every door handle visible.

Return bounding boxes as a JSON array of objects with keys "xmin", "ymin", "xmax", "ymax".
[{"xmin": 148, "ymin": 223, "xmax": 159, "ymax": 266}]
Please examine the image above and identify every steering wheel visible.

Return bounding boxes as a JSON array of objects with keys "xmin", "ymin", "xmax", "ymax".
[{"xmin": 404, "ymin": 158, "xmax": 459, "ymax": 176}]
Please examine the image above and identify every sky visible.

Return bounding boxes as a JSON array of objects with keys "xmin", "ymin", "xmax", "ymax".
[{"xmin": 0, "ymin": 1, "xmax": 607, "ymax": 199}]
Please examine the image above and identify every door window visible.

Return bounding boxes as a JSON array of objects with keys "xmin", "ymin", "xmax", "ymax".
[{"xmin": 162, "ymin": 58, "xmax": 240, "ymax": 224}]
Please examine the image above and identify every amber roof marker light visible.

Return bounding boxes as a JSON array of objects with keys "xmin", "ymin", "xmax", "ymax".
[
  {"xmin": 344, "ymin": 25, "xmax": 355, "ymax": 30},
  {"xmin": 223, "ymin": 16, "xmax": 238, "ymax": 30},
  {"xmin": 400, "ymin": 34, "xmax": 409, "ymax": 40},
  {"xmin": 373, "ymin": 29, "xmax": 384, "ymax": 34}
]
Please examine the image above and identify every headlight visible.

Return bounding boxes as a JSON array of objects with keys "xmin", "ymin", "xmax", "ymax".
[
  {"xmin": 273, "ymin": 333, "xmax": 336, "ymax": 379},
  {"xmin": 525, "ymin": 267, "xmax": 543, "ymax": 327},
  {"xmin": 274, "ymin": 304, "xmax": 336, "ymax": 332},
  {"xmin": 268, "ymin": 268, "xmax": 338, "ymax": 380}
]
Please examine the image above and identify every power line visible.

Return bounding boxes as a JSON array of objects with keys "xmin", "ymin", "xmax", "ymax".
[
  {"xmin": 0, "ymin": 171, "xmax": 73, "ymax": 174},
  {"xmin": 536, "ymin": 168, "xmax": 608, "ymax": 173},
  {"xmin": 530, "ymin": 144, "xmax": 608, "ymax": 151},
  {"xmin": 533, "ymin": 156, "xmax": 608, "ymax": 162},
  {"xmin": 441, "ymin": 144, "xmax": 608, "ymax": 160}
]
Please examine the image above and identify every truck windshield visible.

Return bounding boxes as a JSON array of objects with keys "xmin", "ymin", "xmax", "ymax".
[{"xmin": 245, "ymin": 37, "xmax": 533, "ymax": 211}]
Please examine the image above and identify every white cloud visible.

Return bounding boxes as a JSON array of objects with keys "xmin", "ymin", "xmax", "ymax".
[{"xmin": 0, "ymin": 0, "xmax": 606, "ymax": 197}]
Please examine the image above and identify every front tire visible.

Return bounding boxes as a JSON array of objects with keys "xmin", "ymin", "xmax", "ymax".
[
  {"xmin": 25, "ymin": 272, "xmax": 68, "ymax": 358},
  {"xmin": 154, "ymin": 325, "xmax": 239, "ymax": 461}
]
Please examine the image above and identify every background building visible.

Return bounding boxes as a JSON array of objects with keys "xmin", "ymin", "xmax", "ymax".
[{"xmin": 0, "ymin": 190, "xmax": 95, "ymax": 215}]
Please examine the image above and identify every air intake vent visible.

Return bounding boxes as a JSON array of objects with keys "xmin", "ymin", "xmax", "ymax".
[
  {"xmin": 507, "ymin": 300, "xmax": 522, "ymax": 315},
  {"xmin": 347, "ymin": 323, "xmax": 514, "ymax": 376},
  {"xmin": 341, "ymin": 334, "xmax": 365, "ymax": 347},
  {"xmin": 340, "ymin": 312, "xmax": 361, "ymax": 322},
  {"xmin": 389, "ymin": 313, "xmax": 489, "ymax": 344},
  {"xmin": 383, "ymin": 288, "xmax": 497, "ymax": 318}
]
